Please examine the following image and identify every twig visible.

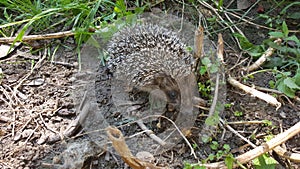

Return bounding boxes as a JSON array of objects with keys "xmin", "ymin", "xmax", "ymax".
[
  {"xmin": 225, "ymin": 11, "xmax": 300, "ymax": 33},
  {"xmin": 220, "ymin": 118, "xmax": 256, "ymax": 148},
  {"xmin": 235, "ymin": 121, "xmax": 300, "ymax": 164},
  {"xmin": 136, "ymin": 120, "xmax": 167, "ymax": 146},
  {"xmin": 217, "ymin": 33, "xmax": 224, "ymax": 63},
  {"xmin": 228, "ymin": 76, "xmax": 281, "ymax": 109},
  {"xmin": 200, "ymin": 33, "xmax": 226, "ymax": 140},
  {"xmin": 50, "ymin": 61, "xmax": 75, "ymax": 68},
  {"xmin": 0, "ymin": 30, "xmax": 75, "ymax": 43},
  {"xmin": 13, "ymin": 48, "xmax": 47, "ymax": 93},
  {"xmin": 254, "ymin": 86, "xmax": 283, "ymax": 94},
  {"xmin": 193, "ymin": 96, "xmax": 207, "ymax": 107},
  {"xmin": 227, "ymin": 120, "xmax": 267, "ymax": 125},
  {"xmin": 47, "ymin": 91, "xmax": 89, "ymax": 143},
  {"xmin": 23, "ymin": 121, "xmax": 39, "ymax": 145},
  {"xmin": 244, "ymin": 39, "xmax": 282, "ymax": 72},
  {"xmin": 0, "ymin": 86, "xmax": 16, "ymax": 137},
  {"xmin": 194, "ymin": 26, "xmax": 204, "ymax": 59},
  {"xmin": 197, "ymin": 0, "xmax": 242, "ymax": 49},
  {"xmin": 274, "ymin": 146, "xmax": 300, "ymax": 162},
  {"xmin": 135, "ymin": 115, "xmax": 198, "ymax": 159},
  {"xmin": 193, "ymin": 120, "xmax": 300, "ymax": 168}
]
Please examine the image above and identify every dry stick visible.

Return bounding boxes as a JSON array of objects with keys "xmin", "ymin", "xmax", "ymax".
[
  {"xmin": 194, "ymin": 121, "xmax": 300, "ymax": 168},
  {"xmin": 194, "ymin": 26, "xmax": 204, "ymax": 59},
  {"xmin": 140, "ymin": 115, "xmax": 198, "ymax": 159},
  {"xmin": 228, "ymin": 76, "xmax": 281, "ymax": 109},
  {"xmin": 217, "ymin": 33, "xmax": 225, "ymax": 63},
  {"xmin": 0, "ymin": 30, "xmax": 75, "ymax": 43},
  {"xmin": 0, "ymin": 87, "xmax": 16, "ymax": 137},
  {"xmin": 220, "ymin": 118, "xmax": 256, "ymax": 148},
  {"xmin": 136, "ymin": 120, "xmax": 167, "ymax": 146},
  {"xmin": 2, "ymin": 84, "xmax": 23, "ymax": 106},
  {"xmin": 226, "ymin": 11, "xmax": 300, "ymax": 33},
  {"xmin": 273, "ymin": 122, "xmax": 300, "ymax": 163},
  {"xmin": 252, "ymin": 84, "xmax": 300, "ymax": 103},
  {"xmin": 273, "ymin": 146, "xmax": 300, "ymax": 162},
  {"xmin": 207, "ymin": 33, "xmax": 225, "ymax": 117},
  {"xmin": 245, "ymin": 39, "xmax": 282, "ymax": 72},
  {"xmin": 198, "ymin": 0, "xmax": 242, "ymax": 49},
  {"xmin": 235, "ymin": 121, "xmax": 300, "ymax": 164},
  {"xmin": 23, "ymin": 120, "xmax": 39, "ymax": 146},
  {"xmin": 47, "ymin": 91, "xmax": 89, "ymax": 143},
  {"xmin": 227, "ymin": 120, "xmax": 267, "ymax": 125}
]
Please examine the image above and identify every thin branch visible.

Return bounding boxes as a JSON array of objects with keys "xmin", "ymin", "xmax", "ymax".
[
  {"xmin": 0, "ymin": 30, "xmax": 74, "ymax": 43},
  {"xmin": 228, "ymin": 76, "xmax": 281, "ymax": 109},
  {"xmin": 220, "ymin": 118, "xmax": 257, "ymax": 148},
  {"xmin": 245, "ymin": 39, "xmax": 282, "ymax": 72}
]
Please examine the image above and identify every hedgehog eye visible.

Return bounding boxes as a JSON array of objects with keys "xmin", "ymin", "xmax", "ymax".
[{"xmin": 167, "ymin": 90, "xmax": 178, "ymax": 100}]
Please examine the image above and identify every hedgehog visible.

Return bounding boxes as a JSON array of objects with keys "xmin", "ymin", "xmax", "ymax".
[{"xmin": 106, "ymin": 24, "xmax": 194, "ymax": 111}]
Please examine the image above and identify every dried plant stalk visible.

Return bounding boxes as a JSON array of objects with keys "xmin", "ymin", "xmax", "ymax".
[
  {"xmin": 245, "ymin": 38, "xmax": 282, "ymax": 72},
  {"xmin": 228, "ymin": 76, "xmax": 281, "ymax": 109},
  {"xmin": 194, "ymin": 26, "xmax": 204, "ymax": 59},
  {"xmin": 217, "ymin": 33, "xmax": 224, "ymax": 63},
  {"xmin": 106, "ymin": 126, "xmax": 167, "ymax": 169}
]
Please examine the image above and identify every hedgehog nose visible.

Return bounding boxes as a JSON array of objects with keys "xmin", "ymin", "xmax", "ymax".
[{"xmin": 167, "ymin": 103, "xmax": 176, "ymax": 112}]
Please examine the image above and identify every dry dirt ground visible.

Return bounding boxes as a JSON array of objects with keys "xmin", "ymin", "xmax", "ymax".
[{"xmin": 1, "ymin": 1, "xmax": 300, "ymax": 169}]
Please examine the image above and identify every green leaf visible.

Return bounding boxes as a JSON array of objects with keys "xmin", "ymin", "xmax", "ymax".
[
  {"xmin": 268, "ymin": 32, "xmax": 284, "ymax": 38},
  {"xmin": 294, "ymin": 69, "xmax": 300, "ymax": 86},
  {"xmin": 217, "ymin": 0, "xmax": 223, "ymax": 10},
  {"xmin": 288, "ymin": 12, "xmax": 300, "ymax": 19},
  {"xmin": 280, "ymin": 2, "xmax": 300, "ymax": 14},
  {"xmin": 277, "ymin": 80, "xmax": 295, "ymax": 98},
  {"xmin": 200, "ymin": 66, "xmax": 207, "ymax": 75},
  {"xmin": 253, "ymin": 154, "xmax": 277, "ymax": 169},
  {"xmin": 210, "ymin": 141, "xmax": 219, "ymax": 150},
  {"xmin": 201, "ymin": 135, "xmax": 212, "ymax": 143},
  {"xmin": 201, "ymin": 57, "xmax": 211, "ymax": 66},
  {"xmin": 208, "ymin": 154, "xmax": 215, "ymax": 160},
  {"xmin": 284, "ymin": 77, "xmax": 300, "ymax": 89},
  {"xmin": 225, "ymin": 154, "xmax": 234, "ymax": 169},
  {"xmin": 114, "ymin": 0, "xmax": 126, "ymax": 15},
  {"xmin": 284, "ymin": 35, "xmax": 300, "ymax": 45},
  {"xmin": 234, "ymin": 111, "xmax": 243, "ymax": 117},
  {"xmin": 282, "ymin": 21, "xmax": 289, "ymax": 37},
  {"xmin": 205, "ymin": 112, "xmax": 219, "ymax": 126},
  {"xmin": 233, "ymin": 33, "xmax": 253, "ymax": 50},
  {"xmin": 223, "ymin": 144, "xmax": 231, "ymax": 152},
  {"xmin": 184, "ymin": 162, "xmax": 192, "ymax": 169},
  {"xmin": 233, "ymin": 33, "xmax": 264, "ymax": 57},
  {"xmin": 207, "ymin": 16, "xmax": 217, "ymax": 22},
  {"xmin": 262, "ymin": 120, "xmax": 272, "ymax": 126},
  {"xmin": 210, "ymin": 64, "xmax": 219, "ymax": 73}
]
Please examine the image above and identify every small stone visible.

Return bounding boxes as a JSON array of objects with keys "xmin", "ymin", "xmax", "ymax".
[
  {"xmin": 136, "ymin": 151, "xmax": 155, "ymax": 163},
  {"xmin": 37, "ymin": 133, "xmax": 48, "ymax": 145},
  {"xmin": 14, "ymin": 133, "xmax": 22, "ymax": 141},
  {"xmin": 279, "ymin": 111, "xmax": 287, "ymax": 118},
  {"xmin": 73, "ymin": 62, "xmax": 79, "ymax": 67},
  {"xmin": 22, "ymin": 129, "xmax": 34, "ymax": 138}
]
